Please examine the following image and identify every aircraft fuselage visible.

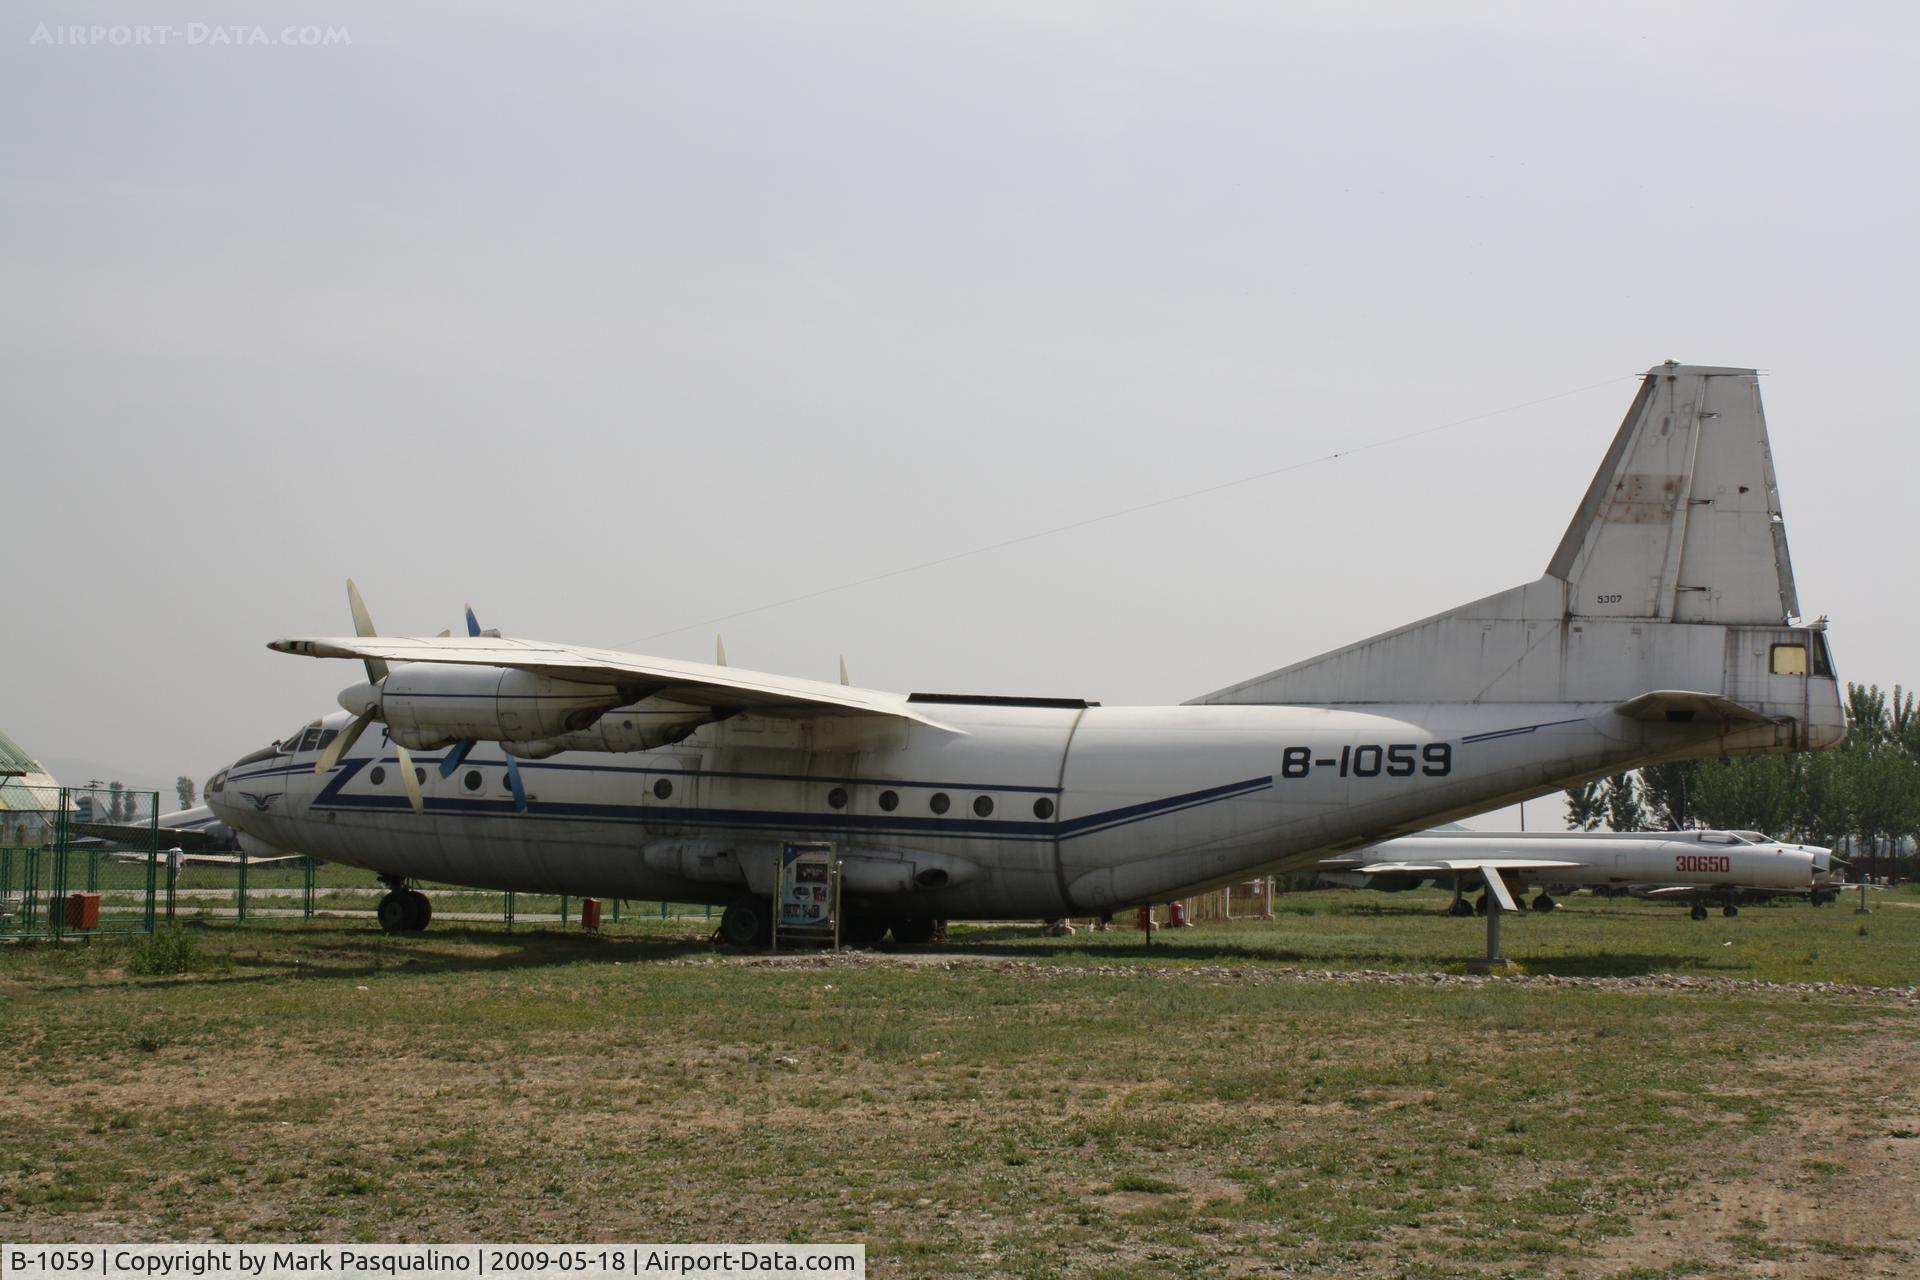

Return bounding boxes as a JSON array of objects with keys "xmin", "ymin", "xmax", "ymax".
[{"xmin": 208, "ymin": 695, "xmax": 1782, "ymax": 919}]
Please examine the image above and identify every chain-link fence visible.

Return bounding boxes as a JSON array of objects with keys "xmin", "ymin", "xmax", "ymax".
[{"xmin": 0, "ymin": 785, "xmax": 159, "ymax": 938}]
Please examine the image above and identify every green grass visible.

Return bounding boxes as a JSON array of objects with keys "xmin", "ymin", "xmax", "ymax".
[
  {"xmin": 1, "ymin": 892, "xmax": 1916, "ymax": 1275},
  {"xmin": 950, "ymin": 886, "xmax": 1920, "ymax": 986}
]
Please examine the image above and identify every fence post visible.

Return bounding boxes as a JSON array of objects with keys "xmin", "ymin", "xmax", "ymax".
[
  {"xmin": 237, "ymin": 845, "xmax": 249, "ymax": 923},
  {"xmin": 561, "ymin": 894, "xmax": 570, "ymax": 928},
  {"xmin": 504, "ymin": 891, "xmax": 515, "ymax": 932},
  {"xmin": 303, "ymin": 857, "xmax": 316, "ymax": 919}
]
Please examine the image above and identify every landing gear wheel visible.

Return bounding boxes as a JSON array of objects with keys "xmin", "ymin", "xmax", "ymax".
[
  {"xmin": 1473, "ymin": 893, "xmax": 1489, "ymax": 917},
  {"xmin": 377, "ymin": 891, "xmax": 411, "ymax": 934},
  {"xmin": 719, "ymin": 894, "xmax": 773, "ymax": 948},
  {"xmin": 1690, "ymin": 904, "xmax": 1708, "ymax": 921},
  {"xmin": 405, "ymin": 890, "xmax": 432, "ymax": 932},
  {"xmin": 890, "ymin": 916, "xmax": 937, "ymax": 946},
  {"xmin": 1447, "ymin": 897, "xmax": 1474, "ymax": 918},
  {"xmin": 1532, "ymin": 893, "xmax": 1556, "ymax": 913},
  {"xmin": 1722, "ymin": 903, "xmax": 1740, "ymax": 918},
  {"xmin": 840, "ymin": 914, "xmax": 889, "ymax": 947}
]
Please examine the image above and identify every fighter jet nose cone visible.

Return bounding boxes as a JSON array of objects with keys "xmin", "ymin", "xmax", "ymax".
[{"xmin": 337, "ymin": 681, "xmax": 380, "ymax": 716}]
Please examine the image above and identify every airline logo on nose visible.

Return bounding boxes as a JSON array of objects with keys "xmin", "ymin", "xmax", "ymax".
[{"xmin": 237, "ymin": 792, "xmax": 283, "ymax": 813}]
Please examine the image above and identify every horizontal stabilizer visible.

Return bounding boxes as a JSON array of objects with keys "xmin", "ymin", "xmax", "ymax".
[{"xmin": 1613, "ymin": 690, "xmax": 1775, "ymax": 725}]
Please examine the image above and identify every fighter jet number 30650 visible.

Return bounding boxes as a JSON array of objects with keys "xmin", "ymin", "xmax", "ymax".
[{"xmin": 1280, "ymin": 743, "xmax": 1452, "ymax": 779}]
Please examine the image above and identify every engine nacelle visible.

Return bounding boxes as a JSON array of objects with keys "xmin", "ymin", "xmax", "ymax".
[
  {"xmin": 342, "ymin": 664, "xmax": 629, "ymax": 751},
  {"xmin": 502, "ymin": 699, "xmax": 726, "ymax": 759}
]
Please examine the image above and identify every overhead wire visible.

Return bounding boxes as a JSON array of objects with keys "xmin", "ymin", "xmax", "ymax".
[{"xmin": 623, "ymin": 372, "xmax": 1637, "ymax": 647}]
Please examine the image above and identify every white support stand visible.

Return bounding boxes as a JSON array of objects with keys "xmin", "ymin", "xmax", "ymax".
[{"xmin": 1467, "ymin": 865, "xmax": 1519, "ymax": 973}]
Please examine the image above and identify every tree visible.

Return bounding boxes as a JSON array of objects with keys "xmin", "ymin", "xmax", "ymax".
[
  {"xmin": 1690, "ymin": 754, "xmax": 1796, "ymax": 837},
  {"xmin": 1604, "ymin": 773, "xmax": 1645, "ymax": 832},
  {"xmin": 176, "ymin": 776, "xmax": 195, "ymax": 810},
  {"xmin": 1565, "ymin": 780, "xmax": 1607, "ymax": 831},
  {"xmin": 108, "ymin": 780, "xmax": 126, "ymax": 824},
  {"xmin": 1639, "ymin": 762, "xmax": 1699, "ymax": 831}
]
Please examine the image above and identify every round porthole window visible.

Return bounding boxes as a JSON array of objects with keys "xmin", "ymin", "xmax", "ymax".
[
  {"xmin": 878, "ymin": 790, "xmax": 899, "ymax": 812},
  {"xmin": 464, "ymin": 770, "xmax": 483, "ymax": 792},
  {"xmin": 1033, "ymin": 797, "xmax": 1055, "ymax": 819},
  {"xmin": 929, "ymin": 792, "xmax": 950, "ymax": 815},
  {"xmin": 973, "ymin": 795, "xmax": 994, "ymax": 817},
  {"xmin": 653, "ymin": 778, "xmax": 673, "ymax": 800},
  {"xmin": 369, "ymin": 766, "xmax": 387, "ymax": 786},
  {"xmin": 827, "ymin": 787, "xmax": 848, "ymax": 810}
]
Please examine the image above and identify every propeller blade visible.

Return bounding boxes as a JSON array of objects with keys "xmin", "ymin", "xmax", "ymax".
[
  {"xmin": 503, "ymin": 754, "xmax": 528, "ymax": 812},
  {"xmin": 436, "ymin": 628, "xmax": 450, "ymax": 638},
  {"xmin": 715, "ymin": 634, "xmax": 727, "ymax": 667},
  {"xmin": 839, "ymin": 655, "xmax": 850, "ymax": 686},
  {"xmin": 466, "ymin": 605, "xmax": 482, "ymax": 637},
  {"xmin": 345, "ymin": 579, "xmax": 390, "ymax": 684},
  {"xmin": 315, "ymin": 712, "xmax": 372, "ymax": 774},
  {"xmin": 394, "ymin": 742, "xmax": 424, "ymax": 816},
  {"xmin": 437, "ymin": 739, "xmax": 475, "ymax": 780}
]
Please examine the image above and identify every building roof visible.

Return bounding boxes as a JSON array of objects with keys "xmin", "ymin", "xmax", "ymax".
[{"xmin": 0, "ymin": 727, "xmax": 61, "ymax": 813}]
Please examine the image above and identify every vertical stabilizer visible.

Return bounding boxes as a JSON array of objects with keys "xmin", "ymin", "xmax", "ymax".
[
  {"xmin": 1192, "ymin": 362, "xmax": 1837, "ymax": 738},
  {"xmin": 1548, "ymin": 363, "xmax": 1798, "ymax": 625}
]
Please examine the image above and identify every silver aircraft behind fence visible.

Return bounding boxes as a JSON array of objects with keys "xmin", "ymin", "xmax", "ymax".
[
  {"xmin": 1320, "ymin": 827, "xmax": 1841, "ymax": 920},
  {"xmin": 207, "ymin": 362, "xmax": 1847, "ymax": 944}
]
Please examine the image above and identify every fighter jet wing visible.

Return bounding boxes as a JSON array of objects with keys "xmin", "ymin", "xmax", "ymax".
[
  {"xmin": 268, "ymin": 634, "xmax": 957, "ymax": 729},
  {"xmin": 1323, "ymin": 857, "xmax": 1585, "ymax": 876}
]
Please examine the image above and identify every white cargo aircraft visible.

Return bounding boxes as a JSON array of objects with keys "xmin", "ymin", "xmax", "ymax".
[
  {"xmin": 206, "ymin": 363, "xmax": 1846, "ymax": 944},
  {"xmin": 1319, "ymin": 827, "xmax": 1841, "ymax": 919}
]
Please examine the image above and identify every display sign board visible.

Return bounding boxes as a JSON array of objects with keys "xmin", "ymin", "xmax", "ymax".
[{"xmin": 774, "ymin": 841, "xmax": 840, "ymax": 949}]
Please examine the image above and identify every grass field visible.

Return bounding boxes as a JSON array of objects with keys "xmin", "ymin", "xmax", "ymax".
[{"xmin": 3, "ymin": 889, "xmax": 1917, "ymax": 1278}]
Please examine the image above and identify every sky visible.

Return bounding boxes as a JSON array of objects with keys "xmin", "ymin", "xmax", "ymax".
[{"xmin": 3, "ymin": 2, "xmax": 1916, "ymax": 826}]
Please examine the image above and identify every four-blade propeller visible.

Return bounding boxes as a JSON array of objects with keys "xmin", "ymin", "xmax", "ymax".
[{"xmin": 313, "ymin": 582, "xmax": 528, "ymax": 816}]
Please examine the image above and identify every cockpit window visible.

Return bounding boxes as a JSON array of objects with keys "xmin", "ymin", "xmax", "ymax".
[
  {"xmin": 1811, "ymin": 633, "xmax": 1834, "ymax": 677},
  {"xmin": 1698, "ymin": 832, "xmax": 1740, "ymax": 845},
  {"xmin": 279, "ymin": 722, "xmax": 323, "ymax": 753},
  {"xmin": 1733, "ymin": 830, "xmax": 1771, "ymax": 844}
]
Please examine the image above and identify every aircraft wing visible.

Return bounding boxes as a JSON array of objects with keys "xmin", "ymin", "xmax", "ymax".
[
  {"xmin": 1323, "ymin": 857, "xmax": 1584, "ymax": 876},
  {"xmin": 1613, "ymin": 691, "xmax": 1776, "ymax": 726},
  {"xmin": 109, "ymin": 850, "xmax": 306, "ymax": 867},
  {"xmin": 73, "ymin": 821, "xmax": 235, "ymax": 852},
  {"xmin": 268, "ymin": 634, "xmax": 956, "ymax": 729}
]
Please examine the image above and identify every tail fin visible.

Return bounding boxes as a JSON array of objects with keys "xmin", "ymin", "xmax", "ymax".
[
  {"xmin": 1547, "ymin": 363, "xmax": 1797, "ymax": 624},
  {"xmin": 1192, "ymin": 363, "xmax": 1841, "ymax": 747}
]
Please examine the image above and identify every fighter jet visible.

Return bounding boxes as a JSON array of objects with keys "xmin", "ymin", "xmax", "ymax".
[{"xmin": 1319, "ymin": 826, "xmax": 1841, "ymax": 919}]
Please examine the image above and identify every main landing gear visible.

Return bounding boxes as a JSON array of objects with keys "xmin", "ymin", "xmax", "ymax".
[
  {"xmin": 720, "ymin": 894, "xmax": 773, "ymax": 948},
  {"xmin": 1532, "ymin": 893, "xmax": 1557, "ymax": 913},
  {"xmin": 1686, "ymin": 898, "xmax": 1738, "ymax": 920},
  {"xmin": 716, "ymin": 893, "xmax": 942, "ymax": 949},
  {"xmin": 376, "ymin": 878, "xmax": 433, "ymax": 933}
]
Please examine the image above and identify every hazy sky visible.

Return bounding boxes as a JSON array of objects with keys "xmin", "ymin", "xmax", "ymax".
[{"xmin": 4, "ymin": 2, "xmax": 1915, "ymax": 823}]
